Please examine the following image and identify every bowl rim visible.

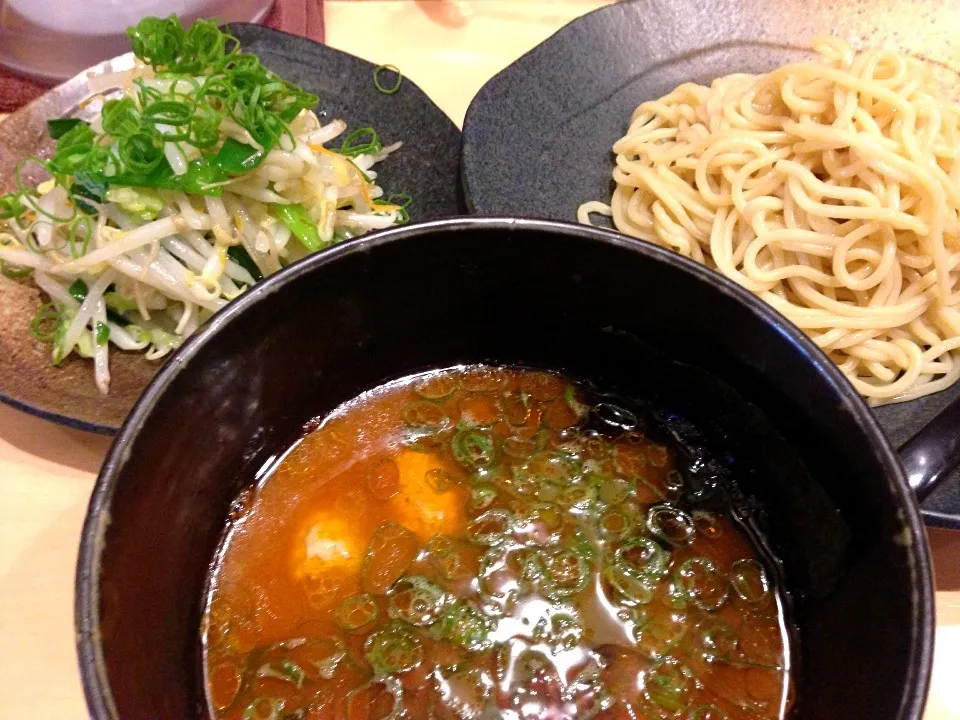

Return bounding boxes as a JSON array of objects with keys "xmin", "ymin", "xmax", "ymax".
[{"xmin": 74, "ymin": 215, "xmax": 935, "ymax": 719}]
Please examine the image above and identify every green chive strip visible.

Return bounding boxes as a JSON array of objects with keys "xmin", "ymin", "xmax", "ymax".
[{"xmin": 373, "ymin": 64, "xmax": 403, "ymax": 95}]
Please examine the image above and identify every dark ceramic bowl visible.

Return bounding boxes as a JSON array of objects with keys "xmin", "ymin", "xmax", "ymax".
[
  {"xmin": 459, "ymin": 0, "xmax": 960, "ymax": 528},
  {"xmin": 77, "ymin": 218, "xmax": 936, "ymax": 719}
]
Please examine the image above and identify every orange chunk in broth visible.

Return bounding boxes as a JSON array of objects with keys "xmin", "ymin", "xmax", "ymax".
[
  {"xmin": 294, "ymin": 512, "xmax": 366, "ymax": 579},
  {"xmin": 388, "ymin": 450, "xmax": 464, "ymax": 541}
]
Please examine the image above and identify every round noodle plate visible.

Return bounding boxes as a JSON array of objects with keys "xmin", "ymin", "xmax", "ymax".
[
  {"xmin": 461, "ymin": 0, "xmax": 960, "ymax": 527},
  {"xmin": 0, "ymin": 24, "xmax": 463, "ymax": 435}
]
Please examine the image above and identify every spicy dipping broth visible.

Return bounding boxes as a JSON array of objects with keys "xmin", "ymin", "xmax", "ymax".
[{"xmin": 202, "ymin": 366, "xmax": 794, "ymax": 720}]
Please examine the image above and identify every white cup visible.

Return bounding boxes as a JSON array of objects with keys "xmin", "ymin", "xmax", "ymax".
[{"xmin": 0, "ymin": 0, "xmax": 274, "ymax": 82}]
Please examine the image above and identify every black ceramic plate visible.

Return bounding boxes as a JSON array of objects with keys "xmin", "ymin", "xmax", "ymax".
[
  {"xmin": 0, "ymin": 24, "xmax": 462, "ymax": 435},
  {"xmin": 461, "ymin": 0, "xmax": 960, "ymax": 527}
]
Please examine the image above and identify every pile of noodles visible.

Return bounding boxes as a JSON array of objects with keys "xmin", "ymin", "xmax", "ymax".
[{"xmin": 579, "ymin": 38, "xmax": 960, "ymax": 405}]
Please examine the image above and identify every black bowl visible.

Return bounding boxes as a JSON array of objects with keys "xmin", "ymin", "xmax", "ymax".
[{"xmin": 76, "ymin": 218, "xmax": 934, "ymax": 719}]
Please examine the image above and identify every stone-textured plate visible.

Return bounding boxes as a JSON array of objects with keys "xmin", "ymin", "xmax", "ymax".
[
  {"xmin": 461, "ymin": 0, "xmax": 960, "ymax": 527},
  {"xmin": 0, "ymin": 24, "xmax": 463, "ymax": 435}
]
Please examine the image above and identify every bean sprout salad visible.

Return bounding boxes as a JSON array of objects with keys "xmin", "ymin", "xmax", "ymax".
[{"xmin": 0, "ymin": 16, "xmax": 409, "ymax": 394}]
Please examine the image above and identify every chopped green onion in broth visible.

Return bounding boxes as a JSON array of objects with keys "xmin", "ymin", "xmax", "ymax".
[{"xmin": 202, "ymin": 366, "xmax": 795, "ymax": 719}]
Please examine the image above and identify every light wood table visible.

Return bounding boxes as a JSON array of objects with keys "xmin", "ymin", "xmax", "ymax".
[{"xmin": 0, "ymin": 1, "xmax": 958, "ymax": 717}]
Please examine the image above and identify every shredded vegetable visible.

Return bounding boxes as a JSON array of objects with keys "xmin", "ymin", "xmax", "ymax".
[{"xmin": 0, "ymin": 15, "xmax": 409, "ymax": 394}]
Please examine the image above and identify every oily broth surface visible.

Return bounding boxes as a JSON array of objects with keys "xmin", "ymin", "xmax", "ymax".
[{"xmin": 203, "ymin": 366, "xmax": 793, "ymax": 720}]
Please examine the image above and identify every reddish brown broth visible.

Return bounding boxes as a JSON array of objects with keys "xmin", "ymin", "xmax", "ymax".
[{"xmin": 203, "ymin": 366, "xmax": 793, "ymax": 720}]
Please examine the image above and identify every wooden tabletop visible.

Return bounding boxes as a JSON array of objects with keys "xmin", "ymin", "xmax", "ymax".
[{"xmin": 0, "ymin": 2, "xmax": 958, "ymax": 718}]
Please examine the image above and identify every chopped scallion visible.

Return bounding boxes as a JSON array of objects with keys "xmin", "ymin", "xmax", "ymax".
[
  {"xmin": 47, "ymin": 118, "xmax": 88, "ymax": 140},
  {"xmin": 274, "ymin": 203, "xmax": 323, "ymax": 252},
  {"xmin": 373, "ymin": 64, "xmax": 403, "ymax": 95},
  {"xmin": 67, "ymin": 278, "xmax": 88, "ymax": 303},
  {"xmin": 339, "ymin": 127, "xmax": 382, "ymax": 157},
  {"xmin": 29, "ymin": 303, "xmax": 61, "ymax": 343}
]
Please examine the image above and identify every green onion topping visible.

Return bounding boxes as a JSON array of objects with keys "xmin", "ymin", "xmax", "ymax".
[
  {"xmin": 335, "ymin": 593, "xmax": 379, "ymax": 632},
  {"xmin": 339, "ymin": 127, "xmax": 382, "ymax": 157},
  {"xmin": 363, "ymin": 622, "xmax": 425, "ymax": 676},
  {"xmin": 452, "ymin": 428, "xmax": 499, "ymax": 470},
  {"xmin": 373, "ymin": 64, "xmax": 403, "ymax": 95},
  {"xmin": 387, "ymin": 575, "xmax": 448, "ymax": 626},
  {"xmin": 29, "ymin": 303, "xmax": 61, "ymax": 343}
]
